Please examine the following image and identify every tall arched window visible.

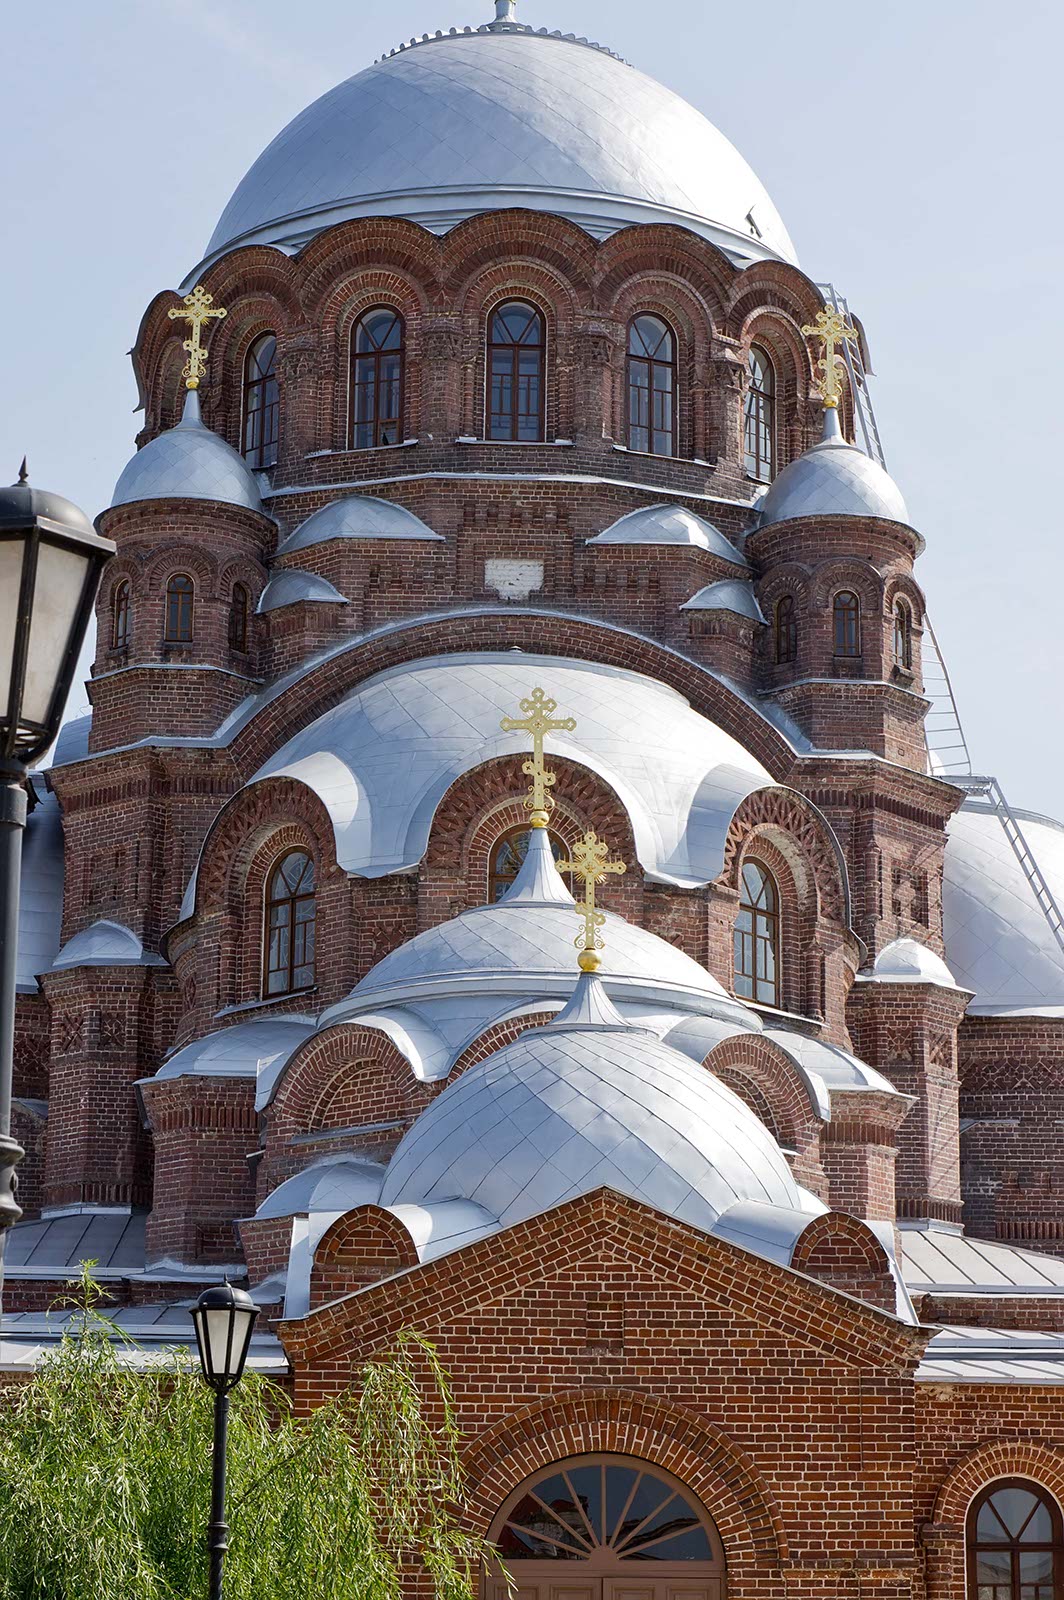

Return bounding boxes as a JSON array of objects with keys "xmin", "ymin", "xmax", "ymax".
[
  {"xmin": 488, "ymin": 301, "xmax": 545, "ymax": 441},
  {"xmin": 967, "ymin": 1480, "xmax": 1064, "ymax": 1600},
  {"xmin": 833, "ymin": 590, "xmax": 861, "ymax": 657},
  {"xmin": 488, "ymin": 826, "xmax": 570, "ymax": 902},
  {"xmin": 264, "ymin": 850, "xmax": 316, "ymax": 996},
  {"xmin": 733, "ymin": 859, "xmax": 780, "ymax": 1006},
  {"xmin": 627, "ymin": 315, "xmax": 676, "ymax": 455},
  {"xmin": 351, "ymin": 308, "xmax": 405, "ymax": 449},
  {"xmin": 112, "ymin": 580, "xmax": 131, "ymax": 650},
  {"xmin": 242, "ymin": 334, "xmax": 279, "ymax": 469},
  {"xmin": 229, "ymin": 582, "xmax": 249, "ymax": 653},
  {"xmin": 893, "ymin": 599, "xmax": 913, "ymax": 670},
  {"xmin": 164, "ymin": 574, "xmax": 194, "ymax": 643},
  {"xmin": 775, "ymin": 594, "xmax": 797, "ymax": 663},
  {"xmin": 744, "ymin": 346, "xmax": 776, "ymax": 481}
]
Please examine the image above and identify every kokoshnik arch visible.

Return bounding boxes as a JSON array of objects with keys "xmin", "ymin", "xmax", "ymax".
[{"xmin": 10, "ymin": 4, "xmax": 1064, "ymax": 1599}]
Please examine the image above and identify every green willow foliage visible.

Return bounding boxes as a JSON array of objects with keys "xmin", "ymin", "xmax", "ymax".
[{"xmin": 0, "ymin": 1268, "xmax": 499, "ymax": 1600}]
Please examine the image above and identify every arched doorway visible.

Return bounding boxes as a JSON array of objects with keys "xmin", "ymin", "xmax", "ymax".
[{"xmin": 487, "ymin": 1454, "xmax": 725, "ymax": 1600}]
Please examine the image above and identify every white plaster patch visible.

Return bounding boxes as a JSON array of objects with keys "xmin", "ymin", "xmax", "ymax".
[{"xmin": 484, "ymin": 559, "xmax": 544, "ymax": 603}]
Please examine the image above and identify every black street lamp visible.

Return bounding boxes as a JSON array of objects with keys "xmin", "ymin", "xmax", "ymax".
[
  {"xmin": 190, "ymin": 1282, "xmax": 261, "ymax": 1599},
  {"xmin": 0, "ymin": 463, "xmax": 114, "ymax": 1273}
]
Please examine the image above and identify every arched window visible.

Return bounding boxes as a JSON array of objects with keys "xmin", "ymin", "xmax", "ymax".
[
  {"xmin": 488, "ymin": 301, "xmax": 545, "ymax": 442},
  {"xmin": 229, "ymin": 582, "xmax": 249, "ymax": 653},
  {"xmin": 967, "ymin": 1480, "xmax": 1064, "ymax": 1600},
  {"xmin": 491, "ymin": 1455, "xmax": 724, "ymax": 1571},
  {"xmin": 833, "ymin": 590, "xmax": 861, "ymax": 657},
  {"xmin": 488, "ymin": 826, "xmax": 570, "ymax": 902},
  {"xmin": 351, "ymin": 308, "xmax": 405, "ymax": 449},
  {"xmin": 893, "ymin": 599, "xmax": 913, "ymax": 670},
  {"xmin": 263, "ymin": 850, "xmax": 316, "ymax": 996},
  {"xmin": 112, "ymin": 580, "xmax": 131, "ymax": 650},
  {"xmin": 733, "ymin": 859, "xmax": 780, "ymax": 1007},
  {"xmin": 627, "ymin": 315, "xmax": 676, "ymax": 455},
  {"xmin": 242, "ymin": 334, "xmax": 279, "ymax": 469},
  {"xmin": 164, "ymin": 574, "xmax": 194, "ymax": 643},
  {"xmin": 775, "ymin": 594, "xmax": 797, "ymax": 663},
  {"xmin": 744, "ymin": 346, "xmax": 776, "ymax": 482}
]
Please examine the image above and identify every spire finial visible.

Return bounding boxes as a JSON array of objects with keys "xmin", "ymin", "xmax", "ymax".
[
  {"xmin": 500, "ymin": 686, "xmax": 576, "ymax": 829},
  {"xmin": 168, "ymin": 284, "xmax": 228, "ymax": 390},
  {"xmin": 556, "ymin": 832, "xmax": 626, "ymax": 972},
  {"xmin": 17, "ymin": 457, "xmax": 28, "ymax": 485},
  {"xmin": 801, "ymin": 303, "xmax": 859, "ymax": 411}
]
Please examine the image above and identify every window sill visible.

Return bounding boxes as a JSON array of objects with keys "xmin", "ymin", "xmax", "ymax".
[
  {"xmin": 305, "ymin": 441, "xmax": 418, "ymax": 457},
  {"xmin": 612, "ymin": 443, "xmax": 699, "ymax": 466},
  {"xmin": 214, "ymin": 988, "xmax": 318, "ymax": 1020},
  {"xmin": 456, "ymin": 437, "xmax": 574, "ymax": 447}
]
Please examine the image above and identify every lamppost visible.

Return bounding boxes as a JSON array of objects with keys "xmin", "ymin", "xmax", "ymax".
[
  {"xmin": 190, "ymin": 1282, "xmax": 261, "ymax": 1599},
  {"xmin": 0, "ymin": 463, "xmax": 114, "ymax": 1284}
]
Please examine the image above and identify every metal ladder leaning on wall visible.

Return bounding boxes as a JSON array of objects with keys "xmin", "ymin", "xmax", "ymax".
[{"xmin": 815, "ymin": 282, "xmax": 1064, "ymax": 960}]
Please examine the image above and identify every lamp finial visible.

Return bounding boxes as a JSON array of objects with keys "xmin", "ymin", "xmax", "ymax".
[
  {"xmin": 168, "ymin": 284, "xmax": 228, "ymax": 390},
  {"xmin": 801, "ymin": 302, "xmax": 859, "ymax": 411},
  {"xmin": 17, "ymin": 458, "xmax": 27, "ymax": 485},
  {"xmin": 500, "ymin": 686, "xmax": 576, "ymax": 828},
  {"xmin": 556, "ymin": 832, "xmax": 626, "ymax": 972}
]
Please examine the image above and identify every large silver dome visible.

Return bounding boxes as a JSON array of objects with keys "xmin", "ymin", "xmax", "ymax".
[{"xmin": 201, "ymin": 24, "xmax": 796, "ymax": 271}]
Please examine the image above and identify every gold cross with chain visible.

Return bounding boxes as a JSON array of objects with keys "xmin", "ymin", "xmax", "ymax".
[
  {"xmin": 800, "ymin": 303, "xmax": 859, "ymax": 410},
  {"xmin": 168, "ymin": 284, "xmax": 228, "ymax": 390},
  {"xmin": 500, "ymin": 687, "xmax": 577, "ymax": 829},
  {"xmin": 556, "ymin": 831, "xmax": 627, "ymax": 972}
]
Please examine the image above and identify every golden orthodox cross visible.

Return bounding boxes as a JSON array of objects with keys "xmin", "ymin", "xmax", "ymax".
[
  {"xmin": 556, "ymin": 831, "xmax": 627, "ymax": 972},
  {"xmin": 168, "ymin": 284, "xmax": 228, "ymax": 390},
  {"xmin": 801, "ymin": 304, "xmax": 859, "ymax": 410},
  {"xmin": 500, "ymin": 687, "xmax": 577, "ymax": 829}
]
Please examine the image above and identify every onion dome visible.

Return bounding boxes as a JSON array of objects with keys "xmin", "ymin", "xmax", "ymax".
[
  {"xmin": 110, "ymin": 391, "xmax": 263, "ymax": 512},
  {"xmin": 200, "ymin": 21, "xmax": 796, "ymax": 273},
  {"xmin": 588, "ymin": 504, "xmax": 748, "ymax": 566},
  {"xmin": 275, "ymin": 495, "xmax": 441, "ymax": 555},
  {"xmin": 380, "ymin": 967, "xmax": 803, "ymax": 1231},
  {"xmin": 759, "ymin": 408, "xmax": 910, "ymax": 528}
]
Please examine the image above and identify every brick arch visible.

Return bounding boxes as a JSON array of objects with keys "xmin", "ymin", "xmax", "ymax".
[
  {"xmin": 465, "ymin": 269, "xmax": 576, "ymax": 442},
  {"xmin": 225, "ymin": 611, "xmax": 798, "ymax": 782},
  {"xmin": 607, "ymin": 277, "xmax": 714, "ymax": 462},
  {"xmin": 442, "ymin": 209, "xmax": 597, "ymax": 301},
  {"xmin": 884, "ymin": 570, "xmax": 926, "ymax": 622},
  {"xmin": 595, "ymin": 224, "xmax": 734, "ymax": 314},
  {"xmin": 461, "ymin": 1387, "xmax": 788, "ymax": 1571},
  {"xmin": 723, "ymin": 787, "xmax": 850, "ymax": 929},
  {"xmin": 448, "ymin": 1009, "xmax": 559, "ymax": 1082},
  {"xmin": 725, "ymin": 259, "xmax": 824, "ymax": 335},
  {"xmin": 267, "ymin": 1024, "xmax": 433, "ymax": 1157},
  {"xmin": 703, "ymin": 1034, "xmax": 824, "ymax": 1151},
  {"xmin": 310, "ymin": 1205, "xmax": 419, "ymax": 1306},
  {"xmin": 322, "ymin": 273, "xmax": 430, "ymax": 449},
  {"xmin": 146, "ymin": 544, "xmax": 218, "ymax": 591},
  {"xmin": 218, "ymin": 556, "xmax": 265, "ymax": 606},
  {"xmin": 205, "ymin": 293, "xmax": 288, "ymax": 454},
  {"xmin": 738, "ymin": 311, "xmax": 818, "ymax": 471},
  {"xmin": 295, "ymin": 217, "xmax": 441, "ymax": 316},
  {"xmin": 790, "ymin": 1211, "xmax": 894, "ymax": 1309},
  {"xmin": 810, "ymin": 557, "xmax": 884, "ymax": 615},
  {"xmin": 928, "ymin": 1439, "xmax": 1064, "ymax": 1600},
  {"xmin": 194, "ymin": 777, "xmax": 338, "ymax": 917}
]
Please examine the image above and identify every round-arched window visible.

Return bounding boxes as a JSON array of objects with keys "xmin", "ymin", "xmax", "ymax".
[
  {"xmin": 492, "ymin": 1456, "xmax": 724, "ymax": 1573},
  {"xmin": 967, "ymin": 1480, "xmax": 1063, "ymax": 1600},
  {"xmin": 744, "ymin": 346, "xmax": 775, "ymax": 482},
  {"xmin": 893, "ymin": 599, "xmax": 913, "ymax": 670},
  {"xmin": 488, "ymin": 826, "xmax": 570, "ymax": 902},
  {"xmin": 164, "ymin": 573, "xmax": 194, "ymax": 643},
  {"xmin": 488, "ymin": 301, "xmax": 545, "ymax": 441},
  {"xmin": 351, "ymin": 308, "xmax": 405, "ymax": 449},
  {"xmin": 733, "ymin": 859, "xmax": 780, "ymax": 1007},
  {"xmin": 263, "ymin": 850, "xmax": 316, "ymax": 997},
  {"xmin": 627, "ymin": 315, "xmax": 676, "ymax": 456}
]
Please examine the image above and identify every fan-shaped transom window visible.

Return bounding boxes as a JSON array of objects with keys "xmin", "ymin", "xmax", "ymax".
[
  {"xmin": 627, "ymin": 316, "xmax": 676, "ymax": 456},
  {"xmin": 968, "ymin": 1480, "xmax": 1063, "ymax": 1600},
  {"xmin": 263, "ymin": 850, "xmax": 316, "ymax": 996},
  {"xmin": 243, "ymin": 333, "xmax": 279, "ymax": 470},
  {"xmin": 733, "ymin": 859, "xmax": 780, "ymax": 1007},
  {"xmin": 488, "ymin": 826, "xmax": 570, "ymax": 902},
  {"xmin": 488, "ymin": 301, "xmax": 545, "ymax": 442},
  {"xmin": 494, "ymin": 1457, "xmax": 723, "ymax": 1569},
  {"xmin": 744, "ymin": 346, "xmax": 775, "ymax": 482},
  {"xmin": 351, "ymin": 308, "xmax": 405, "ymax": 449}
]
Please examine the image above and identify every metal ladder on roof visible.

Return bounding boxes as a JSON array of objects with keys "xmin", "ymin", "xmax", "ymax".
[
  {"xmin": 954, "ymin": 774, "xmax": 1064, "ymax": 960},
  {"xmin": 921, "ymin": 614, "xmax": 974, "ymax": 779},
  {"xmin": 815, "ymin": 281, "xmax": 888, "ymax": 468}
]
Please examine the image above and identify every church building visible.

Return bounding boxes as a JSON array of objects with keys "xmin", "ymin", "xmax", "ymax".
[{"xmin": 10, "ymin": 5, "xmax": 1064, "ymax": 1597}]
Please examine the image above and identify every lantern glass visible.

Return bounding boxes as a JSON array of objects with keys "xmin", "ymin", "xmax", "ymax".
[
  {"xmin": 191, "ymin": 1285, "xmax": 259, "ymax": 1392},
  {"xmin": 22, "ymin": 539, "xmax": 94, "ymax": 725},
  {"xmin": 0, "ymin": 540, "xmax": 24, "ymax": 714}
]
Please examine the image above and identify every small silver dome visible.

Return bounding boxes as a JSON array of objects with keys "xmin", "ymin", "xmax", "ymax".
[
  {"xmin": 680, "ymin": 579, "xmax": 766, "ymax": 622},
  {"xmin": 588, "ymin": 503, "xmax": 747, "ymax": 566},
  {"xmin": 380, "ymin": 972, "xmax": 803, "ymax": 1231},
  {"xmin": 256, "ymin": 569, "xmax": 348, "ymax": 613},
  {"xmin": 111, "ymin": 391, "xmax": 263, "ymax": 513},
  {"xmin": 276, "ymin": 494, "xmax": 441, "ymax": 555},
  {"xmin": 759, "ymin": 409, "xmax": 910, "ymax": 528},
  {"xmin": 869, "ymin": 937, "xmax": 959, "ymax": 989}
]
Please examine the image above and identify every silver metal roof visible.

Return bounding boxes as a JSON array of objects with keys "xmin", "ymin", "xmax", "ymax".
[
  {"xmin": 759, "ymin": 408, "xmax": 910, "ymax": 529},
  {"xmin": 201, "ymin": 29, "xmax": 796, "ymax": 273},
  {"xmin": 16, "ymin": 786, "xmax": 63, "ymax": 993},
  {"xmin": 901, "ymin": 1223, "xmax": 1064, "ymax": 1295},
  {"xmin": 5, "ymin": 1209, "xmax": 147, "ymax": 1277},
  {"xmin": 248, "ymin": 652, "xmax": 774, "ymax": 886},
  {"xmin": 917, "ymin": 1326, "xmax": 1064, "ymax": 1385},
  {"xmin": 588, "ymin": 504, "xmax": 748, "ymax": 566},
  {"xmin": 680, "ymin": 579, "xmax": 766, "ymax": 623},
  {"xmin": 0, "ymin": 1303, "xmax": 286, "ymax": 1374},
  {"xmin": 380, "ymin": 974, "xmax": 806, "ymax": 1232},
  {"xmin": 111, "ymin": 391, "xmax": 263, "ymax": 513},
  {"xmin": 766, "ymin": 1027, "xmax": 896, "ymax": 1098},
  {"xmin": 253, "ymin": 1155, "xmax": 387, "ymax": 1220},
  {"xmin": 150, "ymin": 1016, "xmax": 316, "ymax": 1113},
  {"xmin": 276, "ymin": 494, "xmax": 442, "ymax": 555},
  {"xmin": 52, "ymin": 918, "xmax": 166, "ymax": 971},
  {"xmin": 256, "ymin": 569, "xmax": 348, "ymax": 613},
  {"xmin": 860, "ymin": 935, "xmax": 961, "ymax": 990},
  {"xmin": 944, "ymin": 801, "xmax": 1064, "ymax": 1015}
]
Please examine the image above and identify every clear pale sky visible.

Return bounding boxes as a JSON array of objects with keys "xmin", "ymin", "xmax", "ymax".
[{"xmin": 3, "ymin": 1, "xmax": 1060, "ymax": 813}]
